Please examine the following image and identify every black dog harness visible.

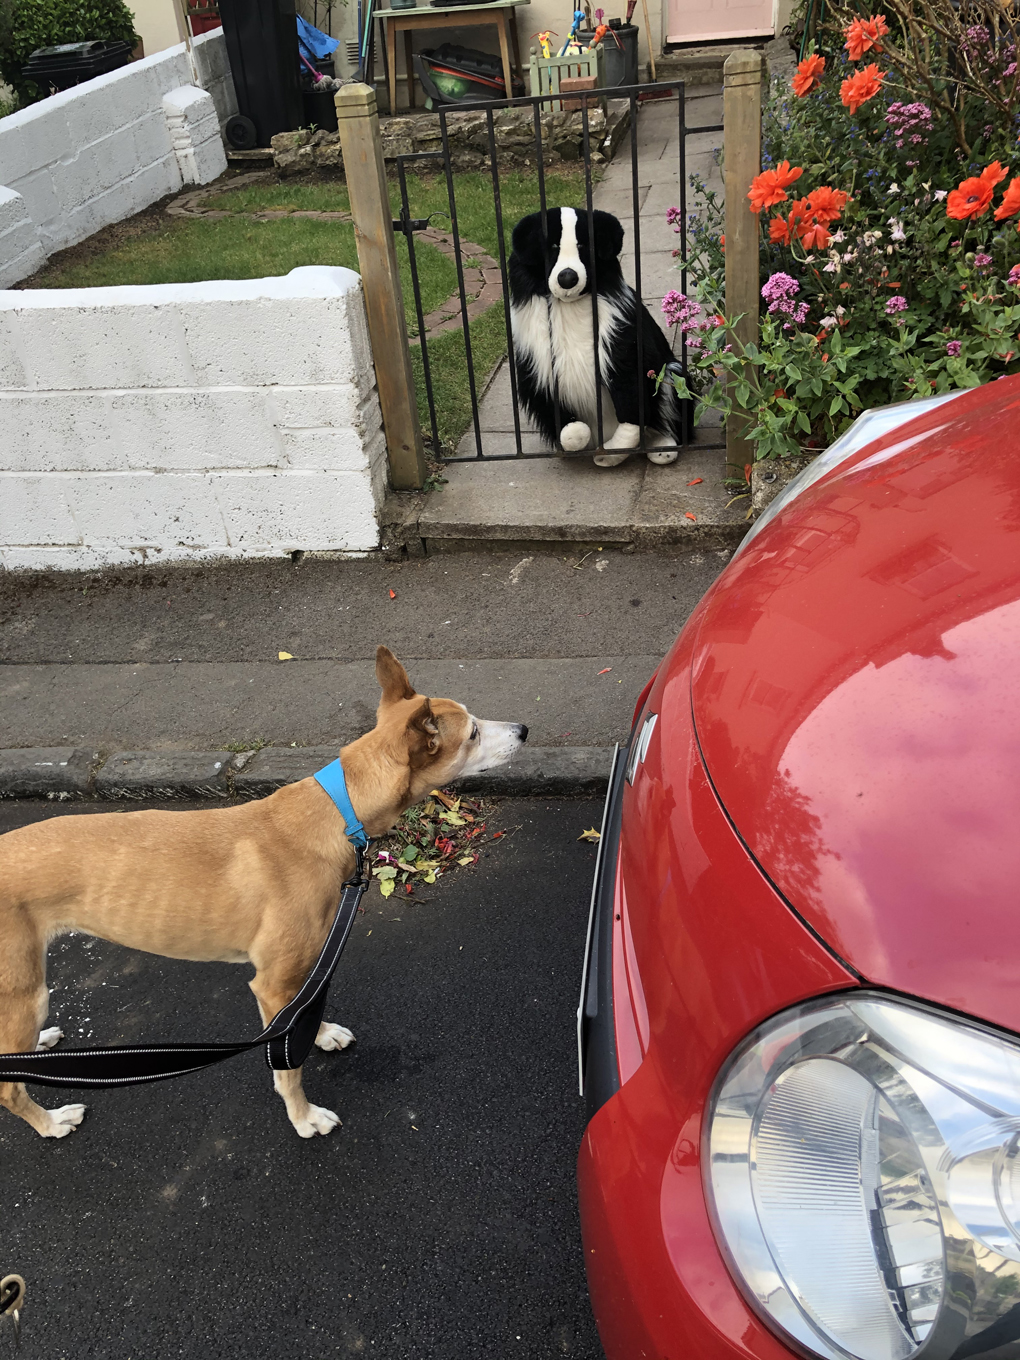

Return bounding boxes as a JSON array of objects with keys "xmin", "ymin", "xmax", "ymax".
[{"xmin": 0, "ymin": 759, "xmax": 370, "ymax": 1090}]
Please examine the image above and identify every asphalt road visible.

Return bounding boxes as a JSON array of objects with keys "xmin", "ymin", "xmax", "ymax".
[{"xmin": 0, "ymin": 796, "xmax": 605, "ymax": 1360}]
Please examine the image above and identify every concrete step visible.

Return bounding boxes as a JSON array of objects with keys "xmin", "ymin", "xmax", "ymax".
[{"xmin": 384, "ymin": 425, "xmax": 747, "ymax": 555}]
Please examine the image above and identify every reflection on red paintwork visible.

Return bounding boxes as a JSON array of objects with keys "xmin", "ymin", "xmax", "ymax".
[{"xmin": 693, "ymin": 376, "xmax": 1020, "ymax": 1029}]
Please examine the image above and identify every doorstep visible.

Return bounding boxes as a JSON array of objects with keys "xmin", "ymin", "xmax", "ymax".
[{"xmin": 382, "ymin": 425, "xmax": 748, "ymax": 556}]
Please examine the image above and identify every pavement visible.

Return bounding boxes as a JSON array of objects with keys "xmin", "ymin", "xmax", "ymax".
[
  {"xmin": 0, "ymin": 548, "xmax": 729, "ymax": 797},
  {"xmin": 391, "ymin": 86, "xmax": 737, "ymax": 553},
  {"xmin": 0, "ymin": 795, "xmax": 605, "ymax": 1359}
]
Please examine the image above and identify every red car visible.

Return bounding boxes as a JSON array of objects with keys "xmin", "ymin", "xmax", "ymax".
[{"xmin": 577, "ymin": 375, "xmax": 1020, "ymax": 1360}]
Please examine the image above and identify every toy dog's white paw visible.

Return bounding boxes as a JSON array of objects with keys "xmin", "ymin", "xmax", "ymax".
[
  {"xmin": 593, "ymin": 452, "xmax": 630, "ymax": 467},
  {"xmin": 603, "ymin": 422, "xmax": 641, "ymax": 451},
  {"xmin": 560, "ymin": 420, "xmax": 591, "ymax": 451},
  {"xmin": 42, "ymin": 1104, "xmax": 86, "ymax": 1138},
  {"xmin": 37, "ymin": 1027, "xmax": 63, "ymax": 1050},
  {"xmin": 316, "ymin": 1022, "xmax": 356, "ymax": 1051},
  {"xmin": 646, "ymin": 447, "xmax": 678, "ymax": 465},
  {"xmin": 293, "ymin": 1104, "xmax": 341, "ymax": 1138}
]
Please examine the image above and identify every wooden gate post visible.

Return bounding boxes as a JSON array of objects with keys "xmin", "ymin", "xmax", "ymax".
[
  {"xmin": 723, "ymin": 50, "xmax": 762, "ymax": 471},
  {"xmin": 335, "ymin": 82, "xmax": 427, "ymax": 491}
]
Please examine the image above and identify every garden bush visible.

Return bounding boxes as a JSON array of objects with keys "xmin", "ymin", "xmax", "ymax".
[
  {"xmin": 0, "ymin": 0, "xmax": 138, "ymax": 105},
  {"xmin": 664, "ymin": 5, "xmax": 1020, "ymax": 456}
]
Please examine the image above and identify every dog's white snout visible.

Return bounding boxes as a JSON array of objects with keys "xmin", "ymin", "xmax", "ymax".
[{"xmin": 548, "ymin": 206, "xmax": 587, "ymax": 301}]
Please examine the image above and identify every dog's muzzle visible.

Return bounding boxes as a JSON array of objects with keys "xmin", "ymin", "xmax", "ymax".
[{"xmin": 549, "ymin": 261, "xmax": 587, "ymax": 301}]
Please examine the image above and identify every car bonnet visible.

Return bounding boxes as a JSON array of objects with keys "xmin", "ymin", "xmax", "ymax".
[{"xmin": 691, "ymin": 376, "xmax": 1020, "ymax": 1033}]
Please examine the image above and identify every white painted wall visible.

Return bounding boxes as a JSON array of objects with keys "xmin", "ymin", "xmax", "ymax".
[
  {"xmin": 0, "ymin": 267, "xmax": 388, "ymax": 570},
  {"xmin": 0, "ymin": 29, "xmax": 236, "ymax": 288}
]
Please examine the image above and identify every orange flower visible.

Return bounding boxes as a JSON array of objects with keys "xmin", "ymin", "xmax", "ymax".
[
  {"xmin": 840, "ymin": 64, "xmax": 885, "ymax": 113},
  {"xmin": 799, "ymin": 218, "xmax": 832, "ymax": 250},
  {"xmin": 792, "ymin": 53, "xmax": 825, "ymax": 96},
  {"xmin": 748, "ymin": 160, "xmax": 804, "ymax": 213},
  {"xmin": 769, "ymin": 215, "xmax": 792, "ymax": 244},
  {"xmin": 946, "ymin": 164, "xmax": 1007, "ymax": 220},
  {"xmin": 844, "ymin": 14, "xmax": 889, "ymax": 61},
  {"xmin": 995, "ymin": 178, "xmax": 1020, "ymax": 220},
  {"xmin": 806, "ymin": 186, "xmax": 850, "ymax": 223}
]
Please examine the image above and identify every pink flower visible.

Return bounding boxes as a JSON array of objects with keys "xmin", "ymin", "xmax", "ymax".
[
  {"xmin": 661, "ymin": 290, "xmax": 702, "ymax": 331},
  {"xmin": 1009, "ymin": 263, "xmax": 1020, "ymax": 286},
  {"xmin": 974, "ymin": 252, "xmax": 993, "ymax": 268},
  {"xmin": 885, "ymin": 294, "xmax": 908, "ymax": 314},
  {"xmin": 946, "ymin": 340, "xmax": 962, "ymax": 355}
]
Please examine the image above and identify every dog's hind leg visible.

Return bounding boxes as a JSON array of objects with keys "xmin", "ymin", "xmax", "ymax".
[
  {"xmin": 250, "ymin": 965, "xmax": 342, "ymax": 1138},
  {"xmin": 0, "ymin": 937, "xmax": 85, "ymax": 1137}
]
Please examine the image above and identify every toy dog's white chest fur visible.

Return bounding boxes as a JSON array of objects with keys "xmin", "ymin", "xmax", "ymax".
[{"xmin": 511, "ymin": 294, "xmax": 622, "ymax": 424}]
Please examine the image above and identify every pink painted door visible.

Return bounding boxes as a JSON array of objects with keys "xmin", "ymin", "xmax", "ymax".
[{"xmin": 666, "ymin": 0, "xmax": 774, "ymax": 43}]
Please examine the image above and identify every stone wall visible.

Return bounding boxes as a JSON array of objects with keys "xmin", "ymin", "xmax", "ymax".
[
  {"xmin": 0, "ymin": 29, "xmax": 236, "ymax": 288},
  {"xmin": 0, "ymin": 267, "xmax": 387, "ymax": 570},
  {"xmin": 271, "ymin": 105, "xmax": 612, "ymax": 175}
]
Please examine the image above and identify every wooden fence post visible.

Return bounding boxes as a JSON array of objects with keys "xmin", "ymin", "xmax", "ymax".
[
  {"xmin": 723, "ymin": 50, "xmax": 762, "ymax": 472},
  {"xmin": 335, "ymin": 82, "xmax": 427, "ymax": 491}
]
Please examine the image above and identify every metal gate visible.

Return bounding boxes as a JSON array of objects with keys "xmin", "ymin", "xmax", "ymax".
[{"xmin": 388, "ymin": 80, "xmax": 723, "ymax": 463}]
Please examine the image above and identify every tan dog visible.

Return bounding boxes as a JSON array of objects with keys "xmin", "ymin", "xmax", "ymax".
[{"xmin": 0, "ymin": 647, "xmax": 528, "ymax": 1141}]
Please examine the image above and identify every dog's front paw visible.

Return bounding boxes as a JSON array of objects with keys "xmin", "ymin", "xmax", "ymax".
[
  {"xmin": 646, "ymin": 447, "xmax": 678, "ymax": 465},
  {"xmin": 316, "ymin": 1022, "xmax": 356, "ymax": 1051},
  {"xmin": 37, "ymin": 1026, "xmax": 63, "ymax": 1050},
  {"xmin": 42, "ymin": 1104, "xmax": 86, "ymax": 1138},
  {"xmin": 603, "ymin": 422, "xmax": 641, "ymax": 451},
  {"xmin": 293, "ymin": 1104, "xmax": 341, "ymax": 1138},
  {"xmin": 559, "ymin": 420, "xmax": 591, "ymax": 452}
]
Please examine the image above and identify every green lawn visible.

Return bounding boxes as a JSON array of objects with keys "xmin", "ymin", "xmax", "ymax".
[{"xmin": 34, "ymin": 167, "xmax": 592, "ymax": 452}]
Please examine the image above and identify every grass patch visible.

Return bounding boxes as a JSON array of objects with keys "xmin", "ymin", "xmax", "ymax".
[
  {"xmin": 33, "ymin": 214, "xmax": 457, "ymax": 333},
  {"xmin": 412, "ymin": 303, "xmax": 510, "ymax": 450},
  {"xmin": 206, "ymin": 167, "xmax": 591, "ymax": 258}
]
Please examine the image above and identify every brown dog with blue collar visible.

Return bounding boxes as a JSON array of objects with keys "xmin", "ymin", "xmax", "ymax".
[{"xmin": 0, "ymin": 647, "xmax": 527, "ymax": 1140}]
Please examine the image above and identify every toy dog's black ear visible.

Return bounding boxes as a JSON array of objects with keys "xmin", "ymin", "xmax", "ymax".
[
  {"xmin": 592, "ymin": 210, "xmax": 625, "ymax": 261},
  {"xmin": 511, "ymin": 211, "xmax": 548, "ymax": 272}
]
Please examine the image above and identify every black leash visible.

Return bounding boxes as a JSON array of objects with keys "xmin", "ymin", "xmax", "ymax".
[{"xmin": 0, "ymin": 846, "xmax": 370, "ymax": 1090}]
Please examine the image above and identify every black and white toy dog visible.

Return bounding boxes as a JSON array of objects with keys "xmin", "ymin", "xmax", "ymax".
[{"xmin": 508, "ymin": 206, "xmax": 686, "ymax": 467}]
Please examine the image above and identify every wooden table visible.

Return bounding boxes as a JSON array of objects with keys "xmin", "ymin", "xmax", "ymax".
[{"xmin": 375, "ymin": 0, "xmax": 529, "ymax": 115}]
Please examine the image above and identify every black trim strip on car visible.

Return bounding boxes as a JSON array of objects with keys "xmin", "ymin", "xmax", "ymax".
[
  {"xmin": 579, "ymin": 734, "xmax": 631, "ymax": 1124},
  {"xmin": 688, "ymin": 691, "xmax": 863, "ymax": 981}
]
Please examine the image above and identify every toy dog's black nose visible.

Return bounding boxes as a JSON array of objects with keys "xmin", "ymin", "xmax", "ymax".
[
  {"xmin": 557, "ymin": 268, "xmax": 579, "ymax": 289},
  {"xmin": 517, "ymin": 724, "xmax": 529, "ymax": 742}
]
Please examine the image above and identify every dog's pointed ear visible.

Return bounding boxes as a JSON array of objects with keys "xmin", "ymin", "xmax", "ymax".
[
  {"xmin": 376, "ymin": 645, "xmax": 416, "ymax": 706},
  {"xmin": 407, "ymin": 697, "xmax": 441, "ymax": 763},
  {"xmin": 593, "ymin": 210, "xmax": 624, "ymax": 261}
]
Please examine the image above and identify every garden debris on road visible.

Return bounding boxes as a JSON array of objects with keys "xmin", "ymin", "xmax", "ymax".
[
  {"xmin": 578, "ymin": 827, "xmax": 601, "ymax": 843},
  {"xmin": 371, "ymin": 789, "xmax": 513, "ymax": 899}
]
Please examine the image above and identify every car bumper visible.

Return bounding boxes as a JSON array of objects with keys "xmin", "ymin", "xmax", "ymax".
[{"xmin": 576, "ymin": 637, "xmax": 856, "ymax": 1360}]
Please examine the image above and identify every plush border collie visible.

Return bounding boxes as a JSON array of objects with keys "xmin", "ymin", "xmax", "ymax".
[{"xmin": 508, "ymin": 207, "xmax": 687, "ymax": 467}]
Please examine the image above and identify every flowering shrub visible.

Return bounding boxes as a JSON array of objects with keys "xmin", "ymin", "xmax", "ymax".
[{"xmin": 664, "ymin": 10, "xmax": 1020, "ymax": 457}]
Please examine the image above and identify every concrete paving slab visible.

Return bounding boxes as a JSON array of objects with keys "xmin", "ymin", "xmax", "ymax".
[
  {"xmin": 0, "ymin": 655, "xmax": 665, "ymax": 750},
  {"xmin": 419, "ymin": 455, "xmax": 645, "ymax": 543}
]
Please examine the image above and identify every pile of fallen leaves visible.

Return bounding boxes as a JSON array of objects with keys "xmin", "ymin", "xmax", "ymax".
[{"xmin": 371, "ymin": 789, "xmax": 508, "ymax": 899}]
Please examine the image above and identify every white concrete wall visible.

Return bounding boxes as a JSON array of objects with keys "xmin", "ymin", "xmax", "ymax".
[
  {"xmin": 0, "ymin": 29, "xmax": 236, "ymax": 288},
  {"xmin": 0, "ymin": 267, "xmax": 388, "ymax": 569}
]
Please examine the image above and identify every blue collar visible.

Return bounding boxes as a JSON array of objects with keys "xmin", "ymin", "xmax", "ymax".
[{"xmin": 313, "ymin": 758, "xmax": 368, "ymax": 850}]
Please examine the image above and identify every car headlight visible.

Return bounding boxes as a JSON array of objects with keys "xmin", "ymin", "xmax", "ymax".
[
  {"xmin": 706, "ymin": 992, "xmax": 1020, "ymax": 1360},
  {"xmin": 734, "ymin": 390, "xmax": 966, "ymax": 559}
]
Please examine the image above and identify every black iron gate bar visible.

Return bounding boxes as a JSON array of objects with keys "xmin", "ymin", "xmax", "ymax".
[{"xmin": 391, "ymin": 80, "xmax": 723, "ymax": 462}]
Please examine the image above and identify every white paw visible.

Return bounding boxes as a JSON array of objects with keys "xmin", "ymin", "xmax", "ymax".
[
  {"xmin": 603, "ymin": 422, "xmax": 641, "ymax": 451},
  {"xmin": 593, "ymin": 452, "xmax": 630, "ymax": 467},
  {"xmin": 42, "ymin": 1104, "xmax": 86, "ymax": 1138},
  {"xmin": 316, "ymin": 1022, "xmax": 356, "ymax": 1052},
  {"xmin": 646, "ymin": 447, "xmax": 678, "ymax": 465},
  {"xmin": 293, "ymin": 1104, "xmax": 341, "ymax": 1138},
  {"xmin": 560, "ymin": 420, "xmax": 591, "ymax": 452},
  {"xmin": 37, "ymin": 1026, "xmax": 63, "ymax": 1050}
]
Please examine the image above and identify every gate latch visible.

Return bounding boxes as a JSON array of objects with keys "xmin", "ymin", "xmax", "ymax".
[{"xmin": 392, "ymin": 216, "xmax": 430, "ymax": 233}]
